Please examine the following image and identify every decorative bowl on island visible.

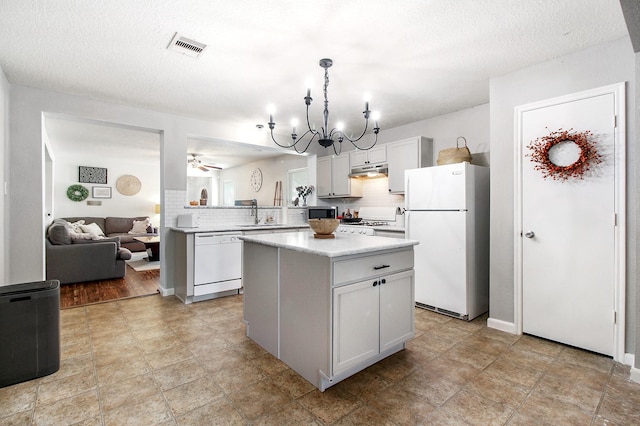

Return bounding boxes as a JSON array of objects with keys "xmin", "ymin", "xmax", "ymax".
[{"xmin": 308, "ymin": 219, "xmax": 339, "ymax": 238}]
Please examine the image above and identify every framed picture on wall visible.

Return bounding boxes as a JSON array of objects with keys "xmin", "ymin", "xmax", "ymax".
[
  {"xmin": 79, "ymin": 166, "xmax": 107, "ymax": 184},
  {"xmin": 92, "ymin": 186, "xmax": 111, "ymax": 199}
]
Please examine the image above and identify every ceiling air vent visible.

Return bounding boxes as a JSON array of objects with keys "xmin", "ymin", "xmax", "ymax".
[{"xmin": 167, "ymin": 33, "xmax": 207, "ymax": 58}]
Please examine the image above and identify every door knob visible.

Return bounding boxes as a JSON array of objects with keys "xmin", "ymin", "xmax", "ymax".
[{"xmin": 524, "ymin": 231, "xmax": 535, "ymax": 238}]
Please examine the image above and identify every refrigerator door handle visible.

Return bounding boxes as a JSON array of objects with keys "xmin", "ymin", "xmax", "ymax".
[
  {"xmin": 405, "ymin": 175, "xmax": 411, "ymax": 207},
  {"xmin": 405, "ymin": 210, "xmax": 410, "ymax": 237}
]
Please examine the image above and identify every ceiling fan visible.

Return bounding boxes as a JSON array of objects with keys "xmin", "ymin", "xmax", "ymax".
[{"xmin": 187, "ymin": 153, "xmax": 221, "ymax": 172}]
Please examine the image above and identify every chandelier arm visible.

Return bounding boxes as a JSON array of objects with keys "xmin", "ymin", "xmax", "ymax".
[
  {"xmin": 294, "ymin": 133, "xmax": 316, "ymax": 154},
  {"xmin": 348, "ymin": 129, "xmax": 380, "ymax": 151},
  {"xmin": 270, "ymin": 129, "xmax": 307, "ymax": 149},
  {"xmin": 332, "ymin": 139, "xmax": 343, "ymax": 156},
  {"xmin": 305, "ymin": 104, "xmax": 324, "ymax": 138},
  {"xmin": 338, "ymin": 119, "xmax": 371, "ymax": 145}
]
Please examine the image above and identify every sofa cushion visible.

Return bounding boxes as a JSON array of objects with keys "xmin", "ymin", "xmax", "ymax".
[
  {"xmin": 72, "ymin": 236, "xmax": 121, "ymax": 248},
  {"xmin": 105, "ymin": 217, "xmax": 152, "ymax": 234},
  {"xmin": 47, "ymin": 222, "xmax": 71, "ymax": 245}
]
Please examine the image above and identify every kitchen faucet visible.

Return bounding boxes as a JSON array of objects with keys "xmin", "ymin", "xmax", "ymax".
[{"xmin": 251, "ymin": 199, "xmax": 258, "ymax": 224}]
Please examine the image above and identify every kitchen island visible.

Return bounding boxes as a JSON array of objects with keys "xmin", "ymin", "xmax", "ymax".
[{"xmin": 240, "ymin": 231, "xmax": 418, "ymax": 391}]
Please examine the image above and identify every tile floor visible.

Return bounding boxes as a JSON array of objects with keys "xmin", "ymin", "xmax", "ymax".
[{"xmin": 2, "ymin": 294, "xmax": 640, "ymax": 425}]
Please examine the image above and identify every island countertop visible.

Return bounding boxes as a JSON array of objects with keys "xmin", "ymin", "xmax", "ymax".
[{"xmin": 239, "ymin": 231, "xmax": 418, "ymax": 258}]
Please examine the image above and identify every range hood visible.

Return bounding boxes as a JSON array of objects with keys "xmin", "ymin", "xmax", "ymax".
[{"xmin": 349, "ymin": 164, "xmax": 388, "ymax": 179}]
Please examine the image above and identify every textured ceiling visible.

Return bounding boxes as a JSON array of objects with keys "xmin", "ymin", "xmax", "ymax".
[{"xmin": 0, "ymin": 0, "xmax": 629, "ymax": 166}]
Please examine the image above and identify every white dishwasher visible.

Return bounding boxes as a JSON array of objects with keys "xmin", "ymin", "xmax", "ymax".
[{"xmin": 194, "ymin": 232, "xmax": 242, "ymax": 297}]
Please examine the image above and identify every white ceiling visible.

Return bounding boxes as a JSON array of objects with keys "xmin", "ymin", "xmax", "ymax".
[{"xmin": 0, "ymin": 0, "xmax": 629, "ymax": 166}]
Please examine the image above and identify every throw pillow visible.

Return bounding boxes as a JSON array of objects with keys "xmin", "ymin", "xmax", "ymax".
[
  {"xmin": 79, "ymin": 222, "xmax": 105, "ymax": 238},
  {"xmin": 70, "ymin": 230, "xmax": 98, "ymax": 241},
  {"xmin": 66, "ymin": 219, "xmax": 85, "ymax": 233},
  {"xmin": 129, "ymin": 218, "xmax": 151, "ymax": 234}
]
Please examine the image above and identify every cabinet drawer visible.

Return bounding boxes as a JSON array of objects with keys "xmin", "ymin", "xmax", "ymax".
[{"xmin": 333, "ymin": 249, "xmax": 413, "ymax": 286}]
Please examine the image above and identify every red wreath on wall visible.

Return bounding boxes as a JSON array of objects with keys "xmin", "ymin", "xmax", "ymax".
[{"xmin": 526, "ymin": 128, "xmax": 602, "ymax": 181}]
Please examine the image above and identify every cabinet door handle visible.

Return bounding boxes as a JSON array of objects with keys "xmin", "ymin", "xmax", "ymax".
[
  {"xmin": 372, "ymin": 281, "xmax": 378, "ymax": 287},
  {"xmin": 381, "ymin": 279, "xmax": 386, "ymax": 285},
  {"xmin": 374, "ymin": 264, "xmax": 390, "ymax": 270}
]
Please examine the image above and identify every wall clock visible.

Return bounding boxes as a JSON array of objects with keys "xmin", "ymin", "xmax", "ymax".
[{"xmin": 250, "ymin": 168, "xmax": 263, "ymax": 192}]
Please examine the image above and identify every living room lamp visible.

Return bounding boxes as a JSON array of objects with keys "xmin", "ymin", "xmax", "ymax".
[{"xmin": 267, "ymin": 58, "xmax": 380, "ymax": 156}]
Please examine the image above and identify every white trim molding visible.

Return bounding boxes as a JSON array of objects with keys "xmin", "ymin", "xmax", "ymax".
[
  {"xmin": 487, "ymin": 318, "xmax": 517, "ymax": 334},
  {"xmin": 158, "ymin": 285, "xmax": 175, "ymax": 297},
  {"xmin": 513, "ymin": 82, "xmax": 626, "ymax": 362}
]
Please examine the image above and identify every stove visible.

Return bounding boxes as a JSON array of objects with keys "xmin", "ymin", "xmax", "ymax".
[
  {"xmin": 336, "ymin": 225, "xmax": 376, "ymax": 236},
  {"xmin": 351, "ymin": 220, "xmax": 390, "ymax": 227},
  {"xmin": 336, "ymin": 207, "xmax": 399, "ymax": 236}
]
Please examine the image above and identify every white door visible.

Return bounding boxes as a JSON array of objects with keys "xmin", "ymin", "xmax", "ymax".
[{"xmin": 519, "ymin": 91, "xmax": 618, "ymax": 356}]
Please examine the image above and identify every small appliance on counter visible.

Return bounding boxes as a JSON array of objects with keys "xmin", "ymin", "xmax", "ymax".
[
  {"xmin": 177, "ymin": 213, "xmax": 199, "ymax": 228},
  {"xmin": 307, "ymin": 206, "xmax": 337, "ymax": 220}
]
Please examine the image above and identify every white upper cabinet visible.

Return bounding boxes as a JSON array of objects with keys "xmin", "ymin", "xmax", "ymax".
[
  {"xmin": 349, "ymin": 146, "xmax": 387, "ymax": 168},
  {"xmin": 386, "ymin": 136, "xmax": 433, "ymax": 194},
  {"xmin": 317, "ymin": 155, "xmax": 362, "ymax": 198}
]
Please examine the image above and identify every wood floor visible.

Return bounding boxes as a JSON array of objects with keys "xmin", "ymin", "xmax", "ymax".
[{"xmin": 59, "ymin": 265, "xmax": 160, "ymax": 309}]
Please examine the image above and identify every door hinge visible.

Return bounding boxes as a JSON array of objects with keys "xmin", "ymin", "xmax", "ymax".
[
  {"xmin": 613, "ymin": 115, "xmax": 617, "ymax": 128},
  {"xmin": 614, "ymin": 311, "xmax": 617, "ymax": 324},
  {"xmin": 614, "ymin": 213, "xmax": 617, "ymax": 226}
]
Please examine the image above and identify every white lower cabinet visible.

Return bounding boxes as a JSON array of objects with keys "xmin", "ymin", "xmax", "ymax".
[{"xmin": 333, "ymin": 270, "xmax": 414, "ymax": 375}]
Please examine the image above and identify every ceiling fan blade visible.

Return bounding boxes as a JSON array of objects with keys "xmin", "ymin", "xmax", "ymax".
[
  {"xmin": 198, "ymin": 166, "xmax": 210, "ymax": 172},
  {"xmin": 203, "ymin": 164, "xmax": 222, "ymax": 170}
]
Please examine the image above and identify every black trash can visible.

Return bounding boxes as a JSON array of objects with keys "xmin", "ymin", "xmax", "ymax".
[{"xmin": 0, "ymin": 280, "xmax": 60, "ymax": 388}]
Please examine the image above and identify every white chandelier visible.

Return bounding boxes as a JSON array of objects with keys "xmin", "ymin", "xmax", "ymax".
[{"xmin": 267, "ymin": 58, "xmax": 380, "ymax": 155}]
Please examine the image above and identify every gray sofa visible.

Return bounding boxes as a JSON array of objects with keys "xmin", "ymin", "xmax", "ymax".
[
  {"xmin": 61, "ymin": 216, "xmax": 158, "ymax": 252},
  {"xmin": 45, "ymin": 216, "xmax": 157, "ymax": 284}
]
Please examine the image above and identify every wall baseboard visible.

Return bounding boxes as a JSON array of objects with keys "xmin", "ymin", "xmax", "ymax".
[
  {"xmin": 624, "ymin": 353, "xmax": 634, "ymax": 367},
  {"xmin": 158, "ymin": 285, "xmax": 174, "ymax": 297},
  {"xmin": 631, "ymin": 366, "xmax": 640, "ymax": 384},
  {"xmin": 487, "ymin": 317, "xmax": 517, "ymax": 334}
]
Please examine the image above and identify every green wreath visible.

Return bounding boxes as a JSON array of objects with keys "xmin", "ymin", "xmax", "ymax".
[{"xmin": 67, "ymin": 184, "xmax": 89, "ymax": 202}]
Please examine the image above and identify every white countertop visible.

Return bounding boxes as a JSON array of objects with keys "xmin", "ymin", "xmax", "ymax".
[
  {"xmin": 239, "ymin": 232, "xmax": 418, "ymax": 258},
  {"xmin": 170, "ymin": 224, "xmax": 308, "ymax": 233}
]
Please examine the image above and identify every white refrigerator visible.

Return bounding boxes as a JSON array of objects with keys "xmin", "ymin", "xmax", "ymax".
[{"xmin": 404, "ymin": 162, "xmax": 489, "ymax": 320}]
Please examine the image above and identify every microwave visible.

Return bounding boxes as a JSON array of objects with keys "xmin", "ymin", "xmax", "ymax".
[{"xmin": 307, "ymin": 206, "xmax": 337, "ymax": 220}]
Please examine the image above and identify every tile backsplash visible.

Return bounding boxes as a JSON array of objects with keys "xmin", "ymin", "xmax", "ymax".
[
  {"xmin": 163, "ymin": 190, "xmax": 307, "ymax": 228},
  {"xmin": 316, "ymin": 177, "xmax": 404, "ymax": 214}
]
